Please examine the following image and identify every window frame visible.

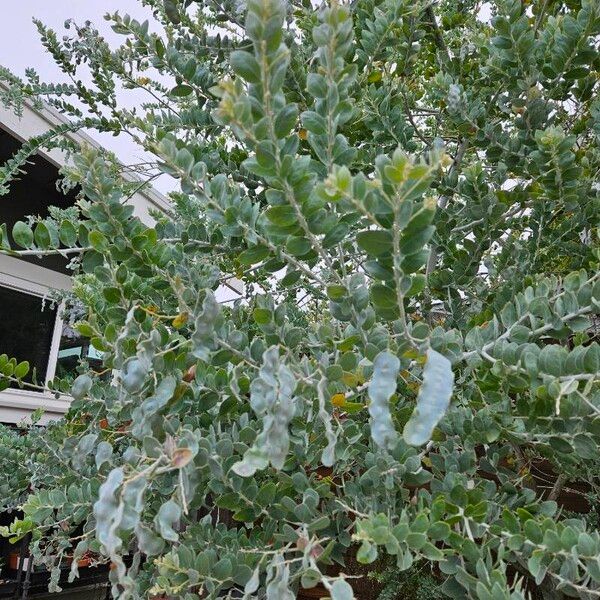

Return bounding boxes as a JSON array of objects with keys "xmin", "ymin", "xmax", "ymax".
[{"xmin": 0, "ymin": 254, "xmax": 72, "ymax": 424}]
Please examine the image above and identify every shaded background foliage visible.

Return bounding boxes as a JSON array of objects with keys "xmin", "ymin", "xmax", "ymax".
[{"xmin": 0, "ymin": 0, "xmax": 599, "ymax": 598}]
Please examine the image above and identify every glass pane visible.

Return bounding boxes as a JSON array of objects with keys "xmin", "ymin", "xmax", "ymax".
[
  {"xmin": 55, "ymin": 322, "xmax": 103, "ymax": 382},
  {"xmin": 0, "ymin": 128, "xmax": 78, "ymax": 274},
  {"xmin": 0, "ymin": 285, "xmax": 57, "ymax": 385}
]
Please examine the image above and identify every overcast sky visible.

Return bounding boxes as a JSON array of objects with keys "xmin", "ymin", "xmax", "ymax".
[{"xmin": 0, "ymin": 1, "xmax": 175, "ymax": 193}]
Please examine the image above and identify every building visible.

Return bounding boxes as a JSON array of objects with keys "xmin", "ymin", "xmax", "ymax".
[{"xmin": 0, "ymin": 89, "xmax": 171, "ymax": 425}]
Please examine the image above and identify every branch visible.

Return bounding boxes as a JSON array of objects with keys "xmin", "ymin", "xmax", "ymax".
[
  {"xmin": 548, "ymin": 473, "xmax": 567, "ymax": 502},
  {"xmin": 424, "ymin": 5, "xmax": 451, "ymax": 66},
  {"xmin": 0, "ymin": 246, "xmax": 91, "ymax": 257},
  {"xmin": 0, "ymin": 239, "xmax": 220, "ymax": 259},
  {"xmin": 402, "ymin": 91, "xmax": 431, "ymax": 148}
]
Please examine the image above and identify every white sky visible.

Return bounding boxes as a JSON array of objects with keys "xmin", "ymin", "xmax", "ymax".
[{"xmin": 0, "ymin": 1, "xmax": 175, "ymax": 194}]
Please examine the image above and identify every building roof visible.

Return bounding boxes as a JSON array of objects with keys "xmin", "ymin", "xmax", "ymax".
[{"xmin": 0, "ymin": 82, "xmax": 172, "ymax": 223}]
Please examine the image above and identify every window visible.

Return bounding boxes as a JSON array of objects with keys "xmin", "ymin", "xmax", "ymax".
[
  {"xmin": 0, "ymin": 285, "xmax": 58, "ymax": 385},
  {"xmin": 55, "ymin": 323, "xmax": 103, "ymax": 380},
  {"xmin": 0, "ymin": 254, "xmax": 71, "ymax": 424},
  {"xmin": 0, "ymin": 128, "xmax": 77, "ymax": 274},
  {"xmin": 0, "ymin": 126, "xmax": 76, "ymax": 424}
]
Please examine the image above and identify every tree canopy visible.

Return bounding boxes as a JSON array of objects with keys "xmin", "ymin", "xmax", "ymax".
[{"xmin": 0, "ymin": 0, "xmax": 599, "ymax": 598}]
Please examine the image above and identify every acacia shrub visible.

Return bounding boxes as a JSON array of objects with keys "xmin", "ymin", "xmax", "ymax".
[{"xmin": 0, "ymin": 0, "xmax": 599, "ymax": 599}]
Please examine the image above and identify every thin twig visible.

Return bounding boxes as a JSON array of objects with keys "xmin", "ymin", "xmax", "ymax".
[{"xmin": 548, "ymin": 474, "xmax": 567, "ymax": 502}]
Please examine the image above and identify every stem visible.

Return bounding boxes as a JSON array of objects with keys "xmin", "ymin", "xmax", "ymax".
[
  {"xmin": 548, "ymin": 473, "xmax": 566, "ymax": 502},
  {"xmin": 0, "ymin": 246, "xmax": 91, "ymax": 257},
  {"xmin": 424, "ymin": 5, "xmax": 451, "ymax": 66},
  {"xmin": 392, "ymin": 205, "xmax": 409, "ymax": 336}
]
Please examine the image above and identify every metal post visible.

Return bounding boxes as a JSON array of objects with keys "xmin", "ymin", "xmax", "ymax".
[
  {"xmin": 20, "ymin": 548, "xmax": 33, "ymax": 600},
  {"xmin": 12, "ymin": 533, "xmax": 30, "ymax": 600}
]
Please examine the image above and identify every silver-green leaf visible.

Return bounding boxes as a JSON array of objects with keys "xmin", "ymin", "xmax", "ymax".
[
  {"xmin": 403, "ymin": 349, "xmax": 454, "ymax": 446},
  {"xmin": 368, "ymin": 351, "xmax": 400, "ymax": 451}
]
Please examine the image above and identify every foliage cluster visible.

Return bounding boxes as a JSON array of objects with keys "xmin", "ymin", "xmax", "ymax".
[{"xmin": 0, "ymin": 0, "xmax": 599, "ymax": 598}]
